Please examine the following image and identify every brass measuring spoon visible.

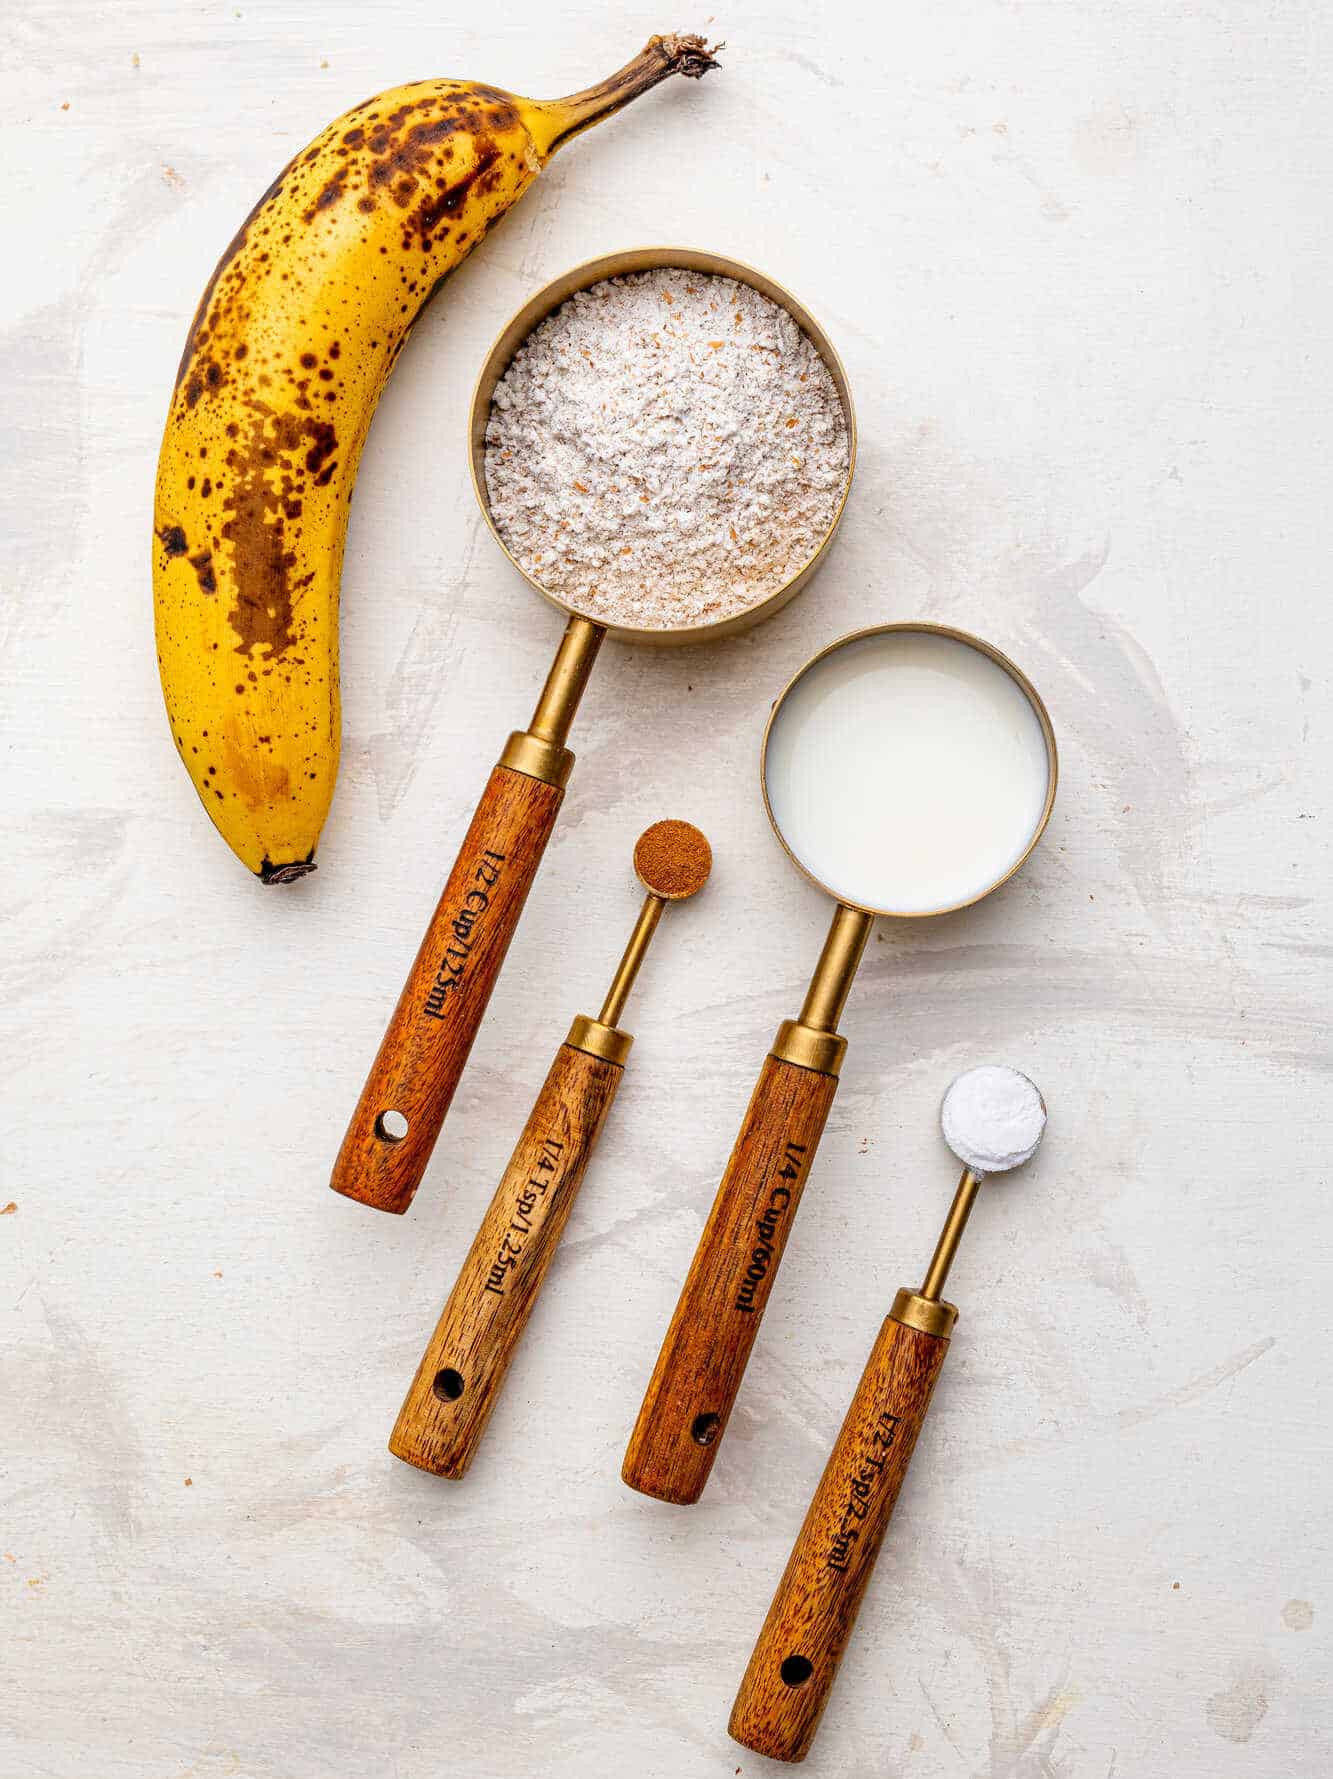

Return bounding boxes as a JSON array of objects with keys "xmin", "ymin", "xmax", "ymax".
[
  {"xmin": 729, "ymin": 1065, "xmax": 1047, "ymax": 1763},
  {"xmin": 330, "ymin": 249, "xmax": 854, "ymax": 1215},
  {"xmin": 389, "ymin": 822, "xmax": 711, "ymax": 1479},
  {"xmin": 623, "ymin": 624, "xmax": 1057, "ymax": 1504}
]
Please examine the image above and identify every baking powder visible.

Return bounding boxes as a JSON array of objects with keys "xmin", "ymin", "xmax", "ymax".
[
  {"xmin": 484, "ymin": 269, "xmax": 850, "ymax": 630},
  {"xmin": 940, "ymin": 1065, "xmax": 1047, "ymax": 1174}
]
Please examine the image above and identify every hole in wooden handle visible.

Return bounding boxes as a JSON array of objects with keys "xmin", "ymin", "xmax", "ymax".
[
  {"xmin": 432, "ymin": 1368, "xmax": 465, "ymax": 1402},
  {"xmin": 780, "ymin": 1655, "xmax": 814, "ymax": 1687},
  {"xmin": 690, "ymin": 1412, "xmax": 720, "ymax": 1446},
  {"xmin": 375, "ymin": 1109, "xmax": 409, "ymax": 1143}
]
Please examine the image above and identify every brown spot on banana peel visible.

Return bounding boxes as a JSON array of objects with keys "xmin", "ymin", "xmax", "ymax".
[
  {"xmin": 219, "ymin": 402, "xmax": 337, "ymax": 661},
  {"xmin": 302, "ymin": 165, "xmax": 350, "ymax": 221},
  {"xmin": 190, "ymin": 550, "xmax": 217, "ymax": 594},
  {"xmin": 410, "ymin": 142, "xmax": 501, "ymax": 247}
]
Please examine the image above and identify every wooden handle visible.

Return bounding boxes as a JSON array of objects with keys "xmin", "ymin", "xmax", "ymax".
[
  {"xmin": 330, "ymin": 764, "xmax": 564, "ymax": 1214},
  {"xmin": 622, "ymin": 1053, "xmax": 839, "ymax": 1504},
  {"xmin": 389, "ymin": 1041, "xmax": 622, "ymax": 1477},
  {"xmin": 728, "ymin": 1315, "xmax": 950, "ymax": 1762}
]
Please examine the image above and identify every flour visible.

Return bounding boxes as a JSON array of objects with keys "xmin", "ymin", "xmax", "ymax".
[
  {"xmin": 484, "ymin": 269, "xmax": 851, "ymax": 630},
  {"xmin": 940, "ymin": 1065, "xmax": 1046, "ymax": 1174}
]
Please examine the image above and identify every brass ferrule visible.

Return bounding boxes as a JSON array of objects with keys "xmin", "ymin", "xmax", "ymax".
[
  {"xmin": 565, "ymin": 1015, "xmax": 632, "ymax": 1067},
  {"xmin": 769, "ymin": 1019, "xmax": 846, "ymax": 1076},
  {"xmin": 921, "ymin": 1168, "xmax": 984, "ymax": 1302},
  {"xmin": 889, "ymin": 1288, "xmax": 957, "ymax": 1339},
  {"xmin": 498, "ymin": 730, "xmax": 574, "ymax": 787},
  {"xmin": 499, "ymin": 615, "xmax": 605, "ymax": 787}
]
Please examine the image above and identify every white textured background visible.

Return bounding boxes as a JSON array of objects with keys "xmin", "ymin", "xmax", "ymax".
[{"xmin": 3, "ymin": 3, "xmax": 1330, "ymax": 1775}]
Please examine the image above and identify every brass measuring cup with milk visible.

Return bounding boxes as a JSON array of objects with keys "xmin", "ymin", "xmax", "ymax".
[
  {"xmin": 331, "ymin": 248, "xmax": 856, "ymax": 1216},
  {"xmin": 623, "ymin": 624, "xmax": 1057, "ymax": 1504}
]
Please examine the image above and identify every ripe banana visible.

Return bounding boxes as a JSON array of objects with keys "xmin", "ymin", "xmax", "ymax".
[{"xmin": 153, "ymin": 35, "xmax": 720, "ymax": 883}]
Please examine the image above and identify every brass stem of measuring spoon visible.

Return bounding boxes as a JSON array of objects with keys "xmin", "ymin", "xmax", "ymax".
[
  {"xmin": 599, "ymin": 894, "xmax": 666, "ymax": 1028},
  {"xmin": 920, "ymin": 1168, "xmax": 984, "ymax": 1302},
  {"xmin": 500, "ymin": 615, "xmax": 605, "ymax": 785}
]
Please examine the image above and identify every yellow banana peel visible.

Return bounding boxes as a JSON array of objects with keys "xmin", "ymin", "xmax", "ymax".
[{"xmin": 153, "ymin": 35, "xmax": 720, "ymax": 882}]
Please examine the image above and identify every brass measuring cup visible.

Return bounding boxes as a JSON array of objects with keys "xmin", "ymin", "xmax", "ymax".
[
  {"xmin": 331, "ymin": 248, "xmax": 855, "ymax": 1215},
  {"xmin": 622, "ymin": 623, "xmax": 1057, "ymax": 1503}
]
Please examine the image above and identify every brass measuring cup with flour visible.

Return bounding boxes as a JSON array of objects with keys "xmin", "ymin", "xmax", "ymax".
[
  {"xmin": 331, "ymin": 249, "xmax": 855, "ymax": 1215},
  {"xmin": 622, "ymin": 625, "xmax": 1057, "ymax": 1503}
]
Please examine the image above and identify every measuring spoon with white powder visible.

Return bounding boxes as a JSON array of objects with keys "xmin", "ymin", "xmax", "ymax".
[
  {"xmin": 624, "ymin": 625, "xmax": 1057, "ymax": 1504},
  {"xmin": 331, "ymin": 249, "xmax": 854, "ymax": 1216},
  {"xmin": 729, "ymin": 1065, "xmax": 1048, "ymax": 1763}
]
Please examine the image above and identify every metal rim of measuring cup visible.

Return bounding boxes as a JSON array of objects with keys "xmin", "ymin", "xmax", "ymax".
[
  {"xmin": 467, "ymin": 246, "xmax": 858, "ymax": 647},
  {"xmin": 759, "ymin": 621, "xmax": 1060, "ymax": 920}
]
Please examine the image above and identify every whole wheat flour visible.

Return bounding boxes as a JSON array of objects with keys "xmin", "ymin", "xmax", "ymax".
[{"xmin": 484, "ymin": 269, "xmax": 850, "ymax": 630}]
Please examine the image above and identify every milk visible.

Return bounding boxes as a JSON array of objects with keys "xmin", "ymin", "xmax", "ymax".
[{"xmin": 763, "ymin": 630, "xmax": 1052, "ymax": 915}]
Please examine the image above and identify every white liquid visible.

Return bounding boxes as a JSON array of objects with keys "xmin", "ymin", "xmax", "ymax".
[{"xmin": 764, "ymin": 630, "xmax": 1052, "ymax": 914}]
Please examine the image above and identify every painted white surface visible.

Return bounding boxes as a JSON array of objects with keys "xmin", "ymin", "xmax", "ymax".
[{"xmin": 2, "ymin": 4, "xmax": 1329, "ymax": 1776}]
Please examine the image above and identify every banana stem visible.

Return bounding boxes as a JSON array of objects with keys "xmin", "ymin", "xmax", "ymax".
[{"xmin": 531, "ymin": 34, "xmax": 722, "ymax": 159}]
